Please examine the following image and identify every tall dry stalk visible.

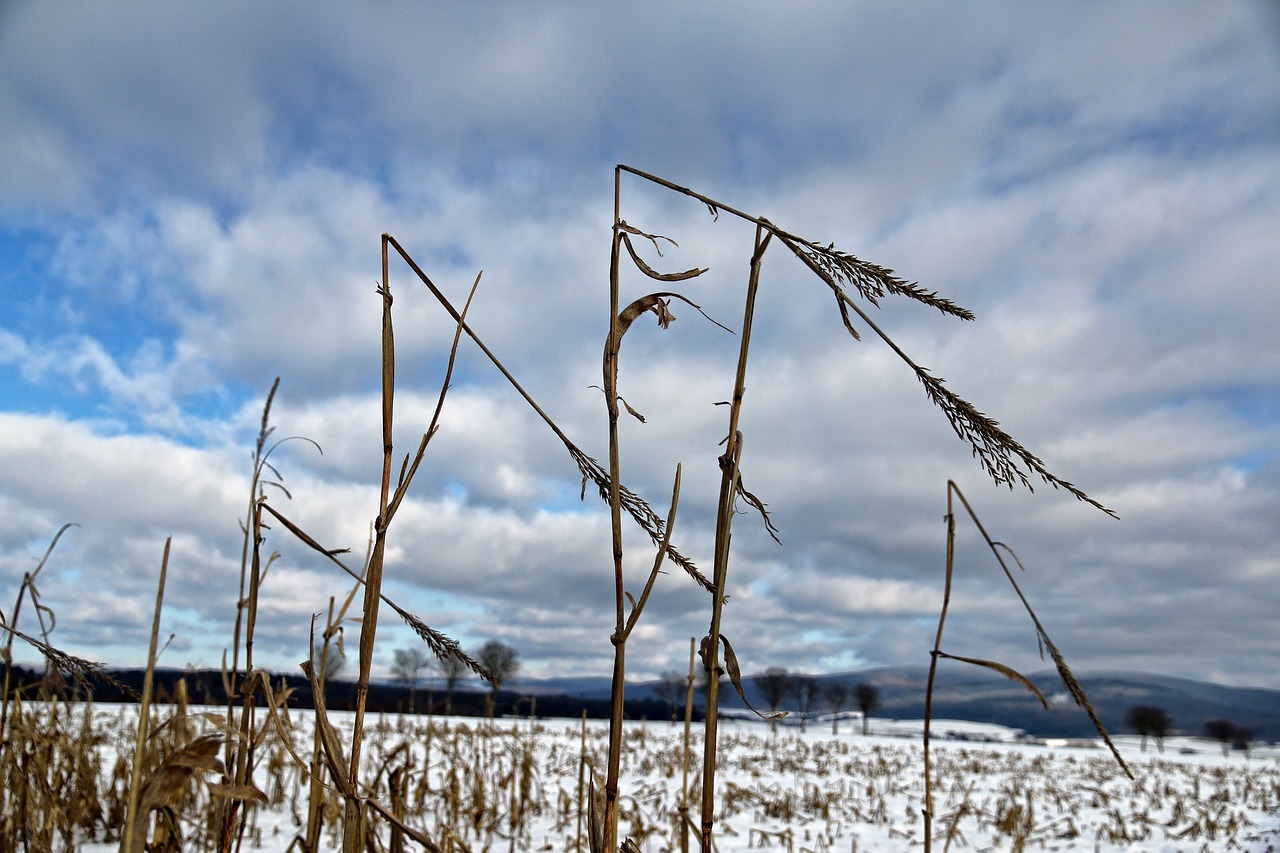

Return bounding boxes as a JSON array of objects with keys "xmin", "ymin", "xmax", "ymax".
[
  {"xmin": 678, "ymin": 636, "xmax": 696, "ymax": 853},
  {"xmin": 122, "ymin": 537, "xmax": 171, "ymax": 853},
  {"xmin": 0, "ymin": 524, "xmax": 136, "ymax": 851},
  {"xmin": 603, "ymin": 161, "xmax": 753, "ymax": 851},
  {"xmin": 381, "ymin": 227, "xmax": 717, "ymax": 850},
  {"xmin": 606, "ymin": 165, "xmax": 1115, "ymax": 852},
  {"xmin": 217, "ymin": 376, "xmax": 319, "ymax": 852},
  {"xmin": 1, "ymin": 522, "xmax": 78, "ymax": 734},
  {"xmin": 597, "ymin": 462, "xmax": 680, "ymax": 850},
  {"xmin": 334, "ymin": 235, "xmax": 402, "ymax": 850},
  {"xmin": 698, "ymin": 223, "xmax": 771, "ymax": 852},
  {"xmin": 922, "ymin": 480, "xmax": 1130, "ymax": 853},
  {"xmin": 254, "ymin": 236, "xmax": 491, "ymax": 851},
  {"xmin": 206, "ymin": 168, "xmax": 1114, "ymax": 852},
  {"xmin": 306, "ymin": 585, "xmax": 361, "ymax": 852}
]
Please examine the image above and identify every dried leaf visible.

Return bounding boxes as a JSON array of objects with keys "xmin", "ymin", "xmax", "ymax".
[
  {"xmin": 621, "ymin": 231, "xmax": 708, "ymax": 282},
  {"xmin": 697, "ymin": 634, "xmax": 722, "ymax": 676},
  {"xmin": 616, "ymin": 220, "xmax": 678, "ymax": 255},
  {"xmin": 733, "ymin": 474, "xmax": 780, "ymax": 544},
  {"xmin": 365, "ymin": 796, "xmax": 443, "ymax": 852},
  {"xmin": 935, "ymin": 651, "xmax": 1048, "ymax": 708},
  {"xmin": 720, "ymin": 634, "xmax": 787, "ymax": 721},
  {"xmin": 587, "ymin": 770, "xmax": 605, "ymax": 853},
  {"xmin": 128, "ymin": 733, "xmax": 225, "ymax": 852},
  {"xmin": 614, "ymin": 292, "xmax": 730, "ymax": 342},
  {"xmin": 250, "ymin": 669, "xmax": 335, "ymax": 792},
  {"xmin": 619, "ymin": 395, "xmax": 646, "ymax": 423},
  {"xmin": 300, "ymin": 658, "xmax": 356, "ymax": 798},
  {"xmin": 209, "ymin": 782, "xmax": 269, "ymax": 803},
  {"xmin": 618, "ymin": 293, "xmax": 677, "ymax": 330}
]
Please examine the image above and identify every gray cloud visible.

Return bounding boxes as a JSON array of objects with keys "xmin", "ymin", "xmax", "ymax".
[{"xmin": 0, "ymin": 1, "xmax": 1276, "ymax": 690}]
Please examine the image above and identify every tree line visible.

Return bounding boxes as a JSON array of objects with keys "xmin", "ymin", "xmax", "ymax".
[
  {"xmin": 643, "ymin": 666, "xmax": 884, "ymax": 735},
  {"xmin": 1126, "ymin": 704, "xmax": 1257, "ymax": 756},
  {"xmin": 389, "ymin": 639, "xmax": 520, "ymax": 717}
]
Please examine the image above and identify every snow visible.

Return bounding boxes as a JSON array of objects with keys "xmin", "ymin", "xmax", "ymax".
[{"xmin": 74, "ymin": 703, "xmax": 1280, "ymax": 852}]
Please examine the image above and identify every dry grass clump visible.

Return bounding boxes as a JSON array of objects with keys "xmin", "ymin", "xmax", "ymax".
[
  {"xmin": 922, "ymin": 481, "xmax": 1131, "ymax": 851},
  {"xmin": 6, "ymin": 701, "xmax": 1279, "ymax": 851}
]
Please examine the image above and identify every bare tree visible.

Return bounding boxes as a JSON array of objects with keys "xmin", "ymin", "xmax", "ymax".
[
  {"xmin": 1235, "ymin": 727, "xmax": 1255, "ymax": 758},
  {"xmin": 310, "ymin": 637, "xmax": 347, "ymax": 685},
  {"xmin": 855, "ymin": 682, "xmax": 880, "ymax": 736},
  {"xmin": 1204, "ymin": 719, "xmax": 1238, "ymax": 757},
  {"xmin": 754, "ymin": 667, "xmax": 792, "ymax": 733},
  {"xmin": 437, "ymin": 652, "xmax": 467, "ymax": 717},
  {"xmin": 1126, "ymin": 705, "xmax": 1173, "ymax": 753},
  {"xmin": 476, "ymin": 639, "xmax": 521, "ymax": 717},
  {"xmin": 391, "ymin": 646, "xmax": 432, "ymax": 713},
  {"xmin": 823, "ymin": 680, "xmax": 852, "ymax": 735},
  {"xmin": 790, "ymin": 675, "xmax": 819, "ymax": 734},
  {"xmin": 653, "ymin": 670, "xmax": 685, "ymax": 723}
]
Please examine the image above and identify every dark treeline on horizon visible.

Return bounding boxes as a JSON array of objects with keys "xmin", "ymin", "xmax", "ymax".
[
  {"xmin": 7, "ymin": 664, "xmax": 1277, "ymax": 742},
  {"xmin": 2, "ymin": 665, "xmax": 694, "ymax": 723}
]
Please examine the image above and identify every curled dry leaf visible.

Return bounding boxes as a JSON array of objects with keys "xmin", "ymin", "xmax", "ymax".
[
  {"xmin": 732, "ymin": 471, "xmax": 781, "ymax": 543},
  {"xmin": 621, "ymin": 231, "xmax": 708, "ymax": 282},
  {"xmin": 934, "ymin": 651, "xmax": 1048, "ymax": 708},
  {"xmin": 619, "ymin": 293, "xmax": 677, "ymax": 331},
  {"xmin": 613, "ymin": 292, "xmax": 731, "ymax": 344},
  {"xmin": 619, "ymin": 394, "xmax": 646, "ymax": 423},
  {"xmin": 300, "ymin": 659, "xmax": 356, "ymax": 799},
  {"xmin": 127, "ymin": 733, "xmax": 225, "ymax": 853},
  {"xmin": 585, "ymin": 385, "xmax": 647, "ymax": 422},
  {"xmin": 721, "ymin": 634, "xmax": 787, "ymax": 721},
  {"xmin": 616, "ymin": 220, "xmax": 678, "ymax": 255},
  {"xmin": 208, "ymin": 782, "xmax": 269, "ymax": 804}
]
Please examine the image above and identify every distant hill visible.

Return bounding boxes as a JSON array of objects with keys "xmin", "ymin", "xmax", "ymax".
[
  {"xmin": 1, "ymin": 665, "xmax": 678, "ymax": 723},
  {"xmin": 7, "ymin": 663, "xmax": 1275, "ymax": 741},
  {"xmin": 512, "ymin": 666, "xmax": 1280, "ymax": 743},
  {"xmin": 846, "ymin": 667, "xmax": 1280, "ymax": 743}
]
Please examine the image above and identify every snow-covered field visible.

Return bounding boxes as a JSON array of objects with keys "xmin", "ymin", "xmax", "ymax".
[{"xmin": 76, "ymin": 704, "xmax": 1280, "ymax": 852}]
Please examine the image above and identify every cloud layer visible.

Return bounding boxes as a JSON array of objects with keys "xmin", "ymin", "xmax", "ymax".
[{"xmin": 1, "ymin": 2, "xmax": 1277, "ymax": 689}]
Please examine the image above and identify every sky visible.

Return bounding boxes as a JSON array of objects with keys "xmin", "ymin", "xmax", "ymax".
[{"xmin": 1, "ymin": 2, "xmax": 1278, "ymax": 692}]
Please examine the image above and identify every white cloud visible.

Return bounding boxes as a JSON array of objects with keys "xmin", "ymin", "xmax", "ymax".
[{"xmin": 0, "ymin": 1, "xmax": 1277, "ymax": 690}]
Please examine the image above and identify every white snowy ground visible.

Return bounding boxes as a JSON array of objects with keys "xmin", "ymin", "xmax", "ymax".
[{"xmin": 79, "ymin": 704, "xmax": 1280, "ymax": 852}]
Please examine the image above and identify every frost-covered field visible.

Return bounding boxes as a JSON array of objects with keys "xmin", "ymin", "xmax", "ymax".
[{"xmin": 66, "ymin": 703, "xmax": 1280, "ymax": 852}]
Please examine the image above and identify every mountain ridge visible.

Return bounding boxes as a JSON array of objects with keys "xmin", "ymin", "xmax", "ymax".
[
  {"xmin": 23, "ymin": 663, "xmax": 1274, "ymax": 742},
  {"xmin": 512, "ymin": 666, "xmax": 1280, "ymax": 742}
]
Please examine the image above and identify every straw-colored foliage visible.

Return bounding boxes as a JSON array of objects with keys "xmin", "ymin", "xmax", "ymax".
[{"xmin": 1, "ymin": 701, "xmax": 1277, "ymax": 851}]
